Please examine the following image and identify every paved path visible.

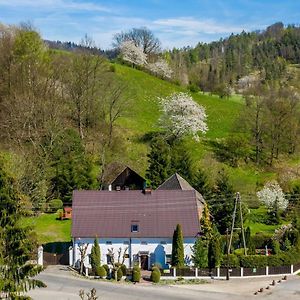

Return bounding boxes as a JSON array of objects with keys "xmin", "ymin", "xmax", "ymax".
[{"xmin": 28, "ymin": 266, "xmax": 300, "ymax": 300}]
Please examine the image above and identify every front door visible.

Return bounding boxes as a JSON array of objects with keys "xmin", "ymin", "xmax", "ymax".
[{"xmin": 140, "ymin": 255, "xmax": 149, "ymax": 270}]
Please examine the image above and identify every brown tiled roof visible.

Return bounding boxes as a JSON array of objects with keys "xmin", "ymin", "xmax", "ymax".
[
  {"xmin": 157, "ymin": 173, "xmax": 205, "ymax": 205},
  {"xmin": 71, "ymin": 190, "xmax": 200, "ymax": 238}
]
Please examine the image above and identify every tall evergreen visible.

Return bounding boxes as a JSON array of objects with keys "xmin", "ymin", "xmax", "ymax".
[
  {"xmin": 208, "ymin": 230, "xmax": 221, "ymax": 269},
  {"xmin": 200, "ymin": 203, "xmax": 213, "ymax": 239},
  {"xmin": 0, "ymin": 159, "xmax": 44, "ymax": 298},
  {"xmin": 146, "ymin": 137, "xmax": 170, "ymax": 188},
  {"xmin": 171, "ymin": 224, "xmax": 184, "ymax": 267},
  {"xmin": 90, "ymin": 238, "xmax": 101, "ymax": 272},
  {"xmin": 193, "ymin": 168, "xmax": 211, "ymax": 200},
  {"xmin": 210, "ymin": 169, "xmax": 235, "ymax": 234}
]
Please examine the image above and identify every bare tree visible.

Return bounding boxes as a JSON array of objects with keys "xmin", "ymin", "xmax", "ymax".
[
  {"xmin": 107, "ymin": 247, "xmax": 128, "ymax": 281},
  {"xmin": 78, "ymin": 243, "xmax": 89, "ymax": 275},
  {"xmin": 113, "ymin": 27, "xmax": 161, "ymax": 55}
]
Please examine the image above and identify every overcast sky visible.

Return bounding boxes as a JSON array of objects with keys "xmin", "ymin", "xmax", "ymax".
[{"xmin": 0, "ymin": 0, "xmax": 299, "ymax": 49}]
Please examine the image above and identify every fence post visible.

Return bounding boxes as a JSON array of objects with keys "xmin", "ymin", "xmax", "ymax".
[
  {"xmin": 173, "ymin": 267, "xmax": 176, "ymax": 278},
  {"xmin": 291, "ymin": 265, "xmax": 293, "ymax": 274},
  {"xmin": 195, "ymin": 267, "xmax": 198, "ymax": 278},
  {"xmin": 241, "ymin": 267, "xmax": 243, "ymax": 277},
  {"xmin": 69, "ymin": 246, "xmax": 73, "ymax": 266},
  {"xmin": 217, "ymin": 267, "xmax": 220, "ymax": 278},
  {"xmin": 37, "ymin": 245, "xmax": 43, "ymax": 266},
  {"xmin": 266, "ymin": 266, "xmax": 269, "ymax": 276}
]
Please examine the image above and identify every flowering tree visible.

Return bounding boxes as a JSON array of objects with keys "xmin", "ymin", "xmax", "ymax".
[
  {"xmin": 120, "ymin": 40, "xmax": 147, "ymax": 67},
  {"xmin": 257, "ymin": 181, "xmax": 288, "ymax": 210},
  {"xmin": 147, "ymin": 59, "xmax": 173, "ymax": 79},
  {"xmin": 159, "ymin": 92, "xmax": 208, "ymax": 141}
]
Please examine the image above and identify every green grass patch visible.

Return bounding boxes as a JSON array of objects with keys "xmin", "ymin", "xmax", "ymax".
[{"xmin": 22, "ymin": 213, "xmax": 71, "ymax": 244}]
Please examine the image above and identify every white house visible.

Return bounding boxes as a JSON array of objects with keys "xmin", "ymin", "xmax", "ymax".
[{"xmin": 71, "ymin": 176, "xmax": 203, "ymax": 270}]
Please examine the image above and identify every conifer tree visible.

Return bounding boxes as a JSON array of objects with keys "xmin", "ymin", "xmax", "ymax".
[
  {"xmin": 200, "ymin": 203, "xmax": 213, "ymax": 239},
  {"xmin": 192, "ymin": 168, "xmax": 211, "ymax": 199},
  {"xmin": 90, "ymin": 238, "xmax": 101, "ymax": 272},
  {"xmin": 0, "ymin": 159, "xmax": 44, "ymax": 298},
  {"xmin": 208, "ymin": 230, "xmax": 221, "ymax": 269},
  {"xmin": 146, "ymin": 137, "xmax": 170, "ymax": 188},
  {"xmin": 171, "ymin": 224, "xmax": 184, "ymax": 267}
]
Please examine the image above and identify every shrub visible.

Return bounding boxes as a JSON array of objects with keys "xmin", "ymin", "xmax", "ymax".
[
  {"xmin": 117, "ymin": 267, "xmax": 123, "ymax": 281},
  {"xmin": 150, "ymin": 267, "xmax": 161, "ymax": 283},
  {"xmin": 221, "ymin": 254, "xmax": 240, "ymax": 268},
  {"xmin": 102, "ymin": 264, "xmax": 109, "ymax": 275},
  {"xmin": 95, "ymin": 266, "xmax": 107, "ymax": 278},
  {"xmin": 132, "ymin": 266, "xmax": 141, "ymax": 283},
  {"xmin": 120, "ymin": 264, "xmax": 127, "ymax": 276},
  {"xmin": 240, "ymin": 255, "xmax": 268, "ymax": 268},
  {"xmin": 252, "ymin": 233, "xmax": 271, "ymax": 249},
  {"xmin": 48, "ymin": 199, "xmax": 63, "ymax": 211}
]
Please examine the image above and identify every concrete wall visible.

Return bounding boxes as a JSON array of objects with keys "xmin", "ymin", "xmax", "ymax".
[{"xmin": 73, "ymin": 237, "xmax": 195, "ymax": 269}]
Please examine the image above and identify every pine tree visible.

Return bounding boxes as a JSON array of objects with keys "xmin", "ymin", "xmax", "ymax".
[
  {"xmin": 210, "ymin": 169, "xmax": 235, "ymax": 234},
  {"xmin": 171, "ymin": 224, "xmax": 184, "ymax": 267},
  {"xmin": 90, "ymin": 238, "xmax": 101, "ymax": 272},
  {"xmin": 146, "ymin": 137, "xmax": 170, "ymax": 189},
  {"xmin": 191, "ymin": 238, "xmax": 208, "ymax": 268},
  {"xmin": 208, "ymin": 230, "xmax": 221, "ymax": 269},
  {"xmin": 0, "ymin": 159, "xmax": 44, "ymax": 298},
  {"xmin": 192, "ymin": 168, "xmax": 211, "ymax": 199}
]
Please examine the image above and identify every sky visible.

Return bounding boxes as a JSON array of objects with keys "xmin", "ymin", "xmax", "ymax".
[{"xmin": 0, "ymin": 0, "xmax": 300, "ymax": 49}]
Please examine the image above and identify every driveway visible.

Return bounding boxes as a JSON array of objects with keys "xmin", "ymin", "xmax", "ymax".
[{"xmin": 28, "ymin": 266, "xmax": 300, "ymax": 300}]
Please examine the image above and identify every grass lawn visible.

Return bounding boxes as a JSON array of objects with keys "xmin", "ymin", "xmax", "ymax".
[{"xmin": 22, "ymin": 213, "xmax": 71, "ymax": 244}]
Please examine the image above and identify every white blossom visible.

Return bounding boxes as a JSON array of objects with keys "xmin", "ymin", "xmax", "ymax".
[
  {"xmin": 273, "ymin": 224, "xmax": 292, "ymax": 241},
  {"xmin": 257, "ymin": 181, "xmax": 288, "ymax": 210},
  {"xmin": 159, "ymin": 92, "xmax": 208, "ymax": 141},
  {"xmin": 147, "ymin": 59, "xmax": 173, "ymax": 79},
  {"xmin": 120, "ymin": 40, "xmax": 147, "ymax": 66}
]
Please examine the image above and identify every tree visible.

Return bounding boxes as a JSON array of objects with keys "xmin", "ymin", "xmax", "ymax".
[
  {"xmin": 159, "ymin": 92, "xmax": 208, "ymax": 141},
  {"xmin": 120, "ymin": 40, "xmax": 147, "ymax": 67},
  {"xmin": 113, "ymin": 27, "xmax": 161, "ymax": 55},
  {"xmin": 0, "ymin": 158, "xmax": 44, "ymax": 298},
  {"xmin": 208, "ymin": 232, "xmax": 221, "ymax": 269},
  {"xmin": 192, "ymin": 168, "xmax": 211, "ymax": 199},
  {"xmin": 78, "ymin": 243, "xmax": 89, "ymax": 275},
  {"xmin": 257, "ymin": 181, "xmax": 288, "ymax": 211},
  {"xmin": 90, "ymin": 238, "xmax": 101, "ymax": 273},
  {"xmin": 257, "ymin": 181, "xmax": 287, "ymax": 225},
  {"xmin": 146, "ymin": 137, "xmax": 170, "ymax": 189},
  {"xmin": 200, "ymin": 203, "xmax": 213, "ymax": 239},
  {"xmin": 107, "ymin": 247, "xmax": 128, "ymax": 281},
  {"xmin": 50, "ymin": 129, "xmax": 95, "ymax": 203},
  {"xmin": 147, "ymin": 59, "xmax": 173, "ymax": 79},
  {"xmin": 191, "ymin": 238, "xmax": 208, "ymax": 268},
  {"xmin": 171, "ymin": 224, "xmax": 184, "ymax": 267},
  {"xmin": 210, "ymin": 169, "xmax": 235, "ymax": 234}
]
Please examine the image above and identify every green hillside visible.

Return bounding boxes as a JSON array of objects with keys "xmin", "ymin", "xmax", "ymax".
[{"xmin": 113, "ymin": 64, "xmax": 276, "ymax": 195}]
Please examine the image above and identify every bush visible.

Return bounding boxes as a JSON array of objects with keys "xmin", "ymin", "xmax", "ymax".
[
  {"xmin": 117, "ymin": 267, "xmax": 123, "ymax": 281},
  {"xmin": 221, "ymin": 254, "xmax": 240, "ymax": 268},
  {"xmin": 240, "ymin": 255, "xmax": 268, "ymax": 268},
  {"xmin": 120, "ymin": 264, "xmax": 127, "ymax": 276},
  {"xmin": 150, "ymin": 267, "xmax": 161, "ymax": 283},
  {"xmin": 102, "ymin": 264, "xmax": 109, "ymax": 275},
  {"xmin": 95, "ymin": 266, "xmax": 107, "ymax": 278},
  {"xmin": 48, "ymin": 199, "xmax": 63, "ymax": 211},
  {"xmin": 252, "ymin": 233, "xmax": 271, "ymax": 249},
  {"xmin": 132, "ymin": 266, "xmax": 141, "ymax": 283}
]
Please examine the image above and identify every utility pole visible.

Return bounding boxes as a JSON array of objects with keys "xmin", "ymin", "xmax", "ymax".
[
  {"xmin": 226, "ymin": 228, "xmax": 229, "ymax": 280},
  {"xmin": 228, "ymin": 192, "xmax": 247, "ymax": 255}
]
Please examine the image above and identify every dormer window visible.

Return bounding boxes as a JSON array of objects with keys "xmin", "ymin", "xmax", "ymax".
[{"xmin": 131, "ymin": 224, "xmax": 139, "ymax": 232}]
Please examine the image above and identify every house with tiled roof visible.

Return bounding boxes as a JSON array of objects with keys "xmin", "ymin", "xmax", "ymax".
[{"xmin": 71, "ymin": 174, "xmax": 203, "ymax": 270}]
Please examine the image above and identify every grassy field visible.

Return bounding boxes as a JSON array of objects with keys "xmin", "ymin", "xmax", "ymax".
[{"xmin": 22, "ymin": 213, "xmax": 71, "ymax": 244}]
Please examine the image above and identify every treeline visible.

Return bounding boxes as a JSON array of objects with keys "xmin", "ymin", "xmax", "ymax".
[
  {"xmin": 0, "ymin": 24, "xmax": 127, "ymax": 209},
  {"xmin": 168, "ymin": 22, "xmax": 300, "ymax": 93}
]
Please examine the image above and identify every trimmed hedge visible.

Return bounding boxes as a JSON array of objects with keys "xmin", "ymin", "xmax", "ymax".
[
  {"xmin": 95, "ymin": 266, "xmax": 107, "ymax": 278},
  {"xmin": 102, "ymin": 264, "xmax": 109, "ymax": 275}
]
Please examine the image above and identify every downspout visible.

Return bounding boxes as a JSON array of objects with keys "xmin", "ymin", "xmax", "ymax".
[{"xmin": 129, "ymin": 237, "xmax": 132, "ymax": 268}]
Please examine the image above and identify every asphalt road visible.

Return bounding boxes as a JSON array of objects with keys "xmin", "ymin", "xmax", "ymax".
[{"xmin": 27, "ymin": 266, "xmax": 300, "ymax": 300}]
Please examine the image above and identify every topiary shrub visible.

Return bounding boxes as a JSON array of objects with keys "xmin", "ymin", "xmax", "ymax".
[
  {"xmin": 120, "ymin": 264, "xmax": 127, "ymax": 276},
  {"xmin": 150, "ymin": 267, "xmax": 160, "ymax": 283},
  {"xmin": 95, "ymin": 266, "xmax": 107, "ymax": 278},
  {"xmin": 48, "ymin": 199, "xmax": 63, "ymax": 212},
  {"xmin": 102, "ymin": 264, "xmax": 109, "ymax": 275},
  {"xmin": 132, "ymin": 266, "xmax": 141, "ymax": 283},
  {"xmin": 117, "ymin": 267, "xmax": 123, "ymax": 281}
]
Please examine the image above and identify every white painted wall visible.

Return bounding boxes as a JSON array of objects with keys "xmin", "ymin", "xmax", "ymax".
[{"xmin": 73, "ymin": 237, "xmax": 195, "ymax": 269}]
